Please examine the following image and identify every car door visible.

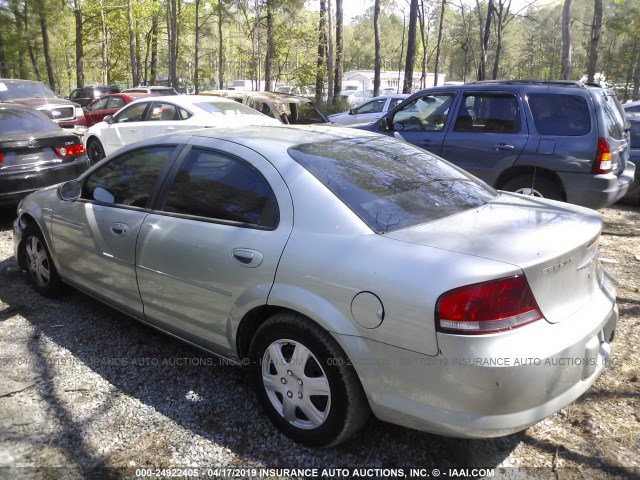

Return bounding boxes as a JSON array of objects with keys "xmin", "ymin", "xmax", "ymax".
[
  {"xmin": 386, "ymin": 91, "xmax": 458, "ymax": 154},
  {"xmin": 50, "ymin": 145, "xmax": 178, "ymax": 317},
  {"xmin": 101, "ymin": 101, "xmax": 150, "ymax": 155},
  {"xmin": 350, "ymin": 98, "xmax": 387, "ymax": 124},
  {"xmin": 439, "ymin": 91, "xmax": 528, "ymax": 185},
  {"xmin": 135, "ymin": 138, "xmax": 294, "ymax": 356},
  {"xmin": 84, "ymin": 97, "xmax": 109, "ymax": 127}
]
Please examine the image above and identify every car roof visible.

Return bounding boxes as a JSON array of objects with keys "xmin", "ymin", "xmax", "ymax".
[
  {"xmin": 127, "ymin": 95, "xmax": 242, "ymax": 106},
  {"xmin": 175, "ymin": 124, "xmax": 380, "ymax": 153}
]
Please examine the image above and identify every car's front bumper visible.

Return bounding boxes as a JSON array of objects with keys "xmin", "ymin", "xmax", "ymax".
[
  {"xmin": 560, "ymin": 162, "xmax": 635, "ymax": 209},
  {"xmin": 336, "ymin": 271, "xmax": 617, "ymax": 438}
]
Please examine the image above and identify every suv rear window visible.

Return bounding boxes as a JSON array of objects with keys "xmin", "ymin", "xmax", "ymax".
[
  {"xmin": 288, "ymin": 136, "xmax": 496, "ymax": 233},
  {"xmin": 529, "ymin": 94, "xmax": 590, "ymax": 136}
]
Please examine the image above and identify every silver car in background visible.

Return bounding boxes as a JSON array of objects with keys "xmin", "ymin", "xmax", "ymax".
[
  {"xmin": 329, "ymin": 94, "xmax": 409, "ymax": 125},
  {"xmin": 14, "ymin": 125, "xmax": 617, "ymax": 447}
]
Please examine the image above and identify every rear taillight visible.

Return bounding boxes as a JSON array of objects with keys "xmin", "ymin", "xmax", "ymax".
[
  {"xmin": 593, "ymin": 138, "xmax": 612, "ymax": 174},
  {"xmin": 436, "ymin": 275, "xmax": 543, "ymax": 335},
  {"xmin": 0, "ymin": 153, "xmax": 4, "ymax": 167},
  {"xmin": 54, "ymin": 144, "xmax": 86, "ymax": 158}
]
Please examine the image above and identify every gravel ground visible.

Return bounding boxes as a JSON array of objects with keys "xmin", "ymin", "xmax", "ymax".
[{"xmin": 0, "ymin": 201, "xmax": 638, "ymax": 480}]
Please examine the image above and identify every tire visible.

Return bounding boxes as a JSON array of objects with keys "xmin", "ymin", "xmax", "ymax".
[
  {"xmin": 248, "ymin": 312, "xmax": 370, "ymax": 447},
  {"xmin": 86, "ymin": 137, "xmax": 106, "ymax": 164},
  {"xmin": 23, "ymin": 224, "xmax": 66, "ymax": 298},
  {"xmin": 501, "ymin": 175, "xmax": 564, "ymax": 201}
]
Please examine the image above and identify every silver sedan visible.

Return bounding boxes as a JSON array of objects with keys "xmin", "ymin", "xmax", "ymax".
[{"xmin": 13, "ymin": 125, "xmax": 617, "ymax": 447}]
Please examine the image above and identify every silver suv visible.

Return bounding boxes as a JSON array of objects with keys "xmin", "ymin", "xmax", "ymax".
[{"xmin": 358, "ymin": 80, "xmax": 635, "ymax": 209}]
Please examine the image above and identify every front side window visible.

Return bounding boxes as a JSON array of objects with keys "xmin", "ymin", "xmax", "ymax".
[
  {"xmin": 392, "ymin": 93, "xmax": 455, "ymax": 132},
  {"xmin": 115, "ymin": 102, "xmax": 148, "ymax": 123},
  {"xmin": 454, "ymin": 93, "xmax": 520, "ymax": 133},
  {"xmin": 388, "ymin": 98, "xmax": 405, "ymax": 110},
  {"xmin": 82, "ymin": 146, "xmax": 174, "ymax": 207},
  {"xmin": 529, "ymin": 94, "xmax": 590, "ymax": 136},
  {"xmin": 289, "ymin": 135, "xmax": 496, "ymax": 233},
  {"xmin": 162, "ymin": 148, "xmax": 278, "ymax": 228}
]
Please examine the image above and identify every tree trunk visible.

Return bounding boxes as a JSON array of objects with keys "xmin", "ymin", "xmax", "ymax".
[
  {"xmin": 100, "ymin": 0, "xmax": 108, "ymax": 85},
  {"xmin": 38, "ymin": 7, "xmax": 56, "ymax": 91},
  {"xmin": 0, "ymin": 36, "xmax": 7, "ymax": 78},
  {"xmin": 195, "ymin": 0, "xmax": 200, "ymax": 94},
  {"xmin": 168, "ymin": 0, "xmax": 179, "ymax": 90},
  {"xmin": 128, "ymin": 0, "xmax": 138, "ymax": 86},
  {"xmin": 433, "ymin": 0, "xmax": 446, "ymax": 87},
  {"xmin": 561, "ymin": 0, "xmax": 572, "ymax": 80},
  {"xmin": 150, "ymin": 14, "xmax": 158, "ymax": 84},
  {"xmin": 217, "ymin": 4, "xmax": 224, "ymax": 88},
  {"xmin": 403, "ymin": 0, "xmax": 419, "ymax": 93},
  {"xmin": 333, "ymin": 0, "xmax": 343, "ymax": 103},
  {"xmin": 587, "ymin": 0, "xmax": 602, "ymax": 83},
  {"xmin": 264, "ymin": 0, "xmax": 275, "ymax": 92},
  {"xmin": 327, "ymin": 0, "xmax": 334, "ymax": 103},
  {"xmin": 74, "ymin": 1, "xmax": 84, "ymax": 88},
  {"xmin": 315, "ymin": 0, "xmax": 327, "ymax": 103},
  {"xmin": 373, "ymin": 0, "xmax": 381, "ymax": 96},
  {"xmin": 476, "ymin": 0, "xmax": 494, "ymax": 81},
  {"xmin": 633, "ymin": 46, "xmax": 640, "ymax": 101},
  {"xmin": 418, "ymin": 0, "xmax": 428, "ymax": 89}
]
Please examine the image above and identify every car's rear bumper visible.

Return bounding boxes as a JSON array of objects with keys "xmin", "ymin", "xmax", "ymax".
[
  {"xmin": 0, "ymin": 156, "xmax": 90, "ymax": 206},
  {"xmin": 559, "ymin": 162, "xmax": 635, "ymax": 209},
  {"xmin": 336, "ymin": 271, "xmax": 617, "ymax": 438}
]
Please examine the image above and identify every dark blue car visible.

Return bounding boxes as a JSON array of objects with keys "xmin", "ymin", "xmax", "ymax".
[{"xmin": 355, "ymin": 80, "xmax": 635, "ymax": 209}]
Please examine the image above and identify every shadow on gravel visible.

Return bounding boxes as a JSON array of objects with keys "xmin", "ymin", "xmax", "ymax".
[{"xmin": 0, "ymin": 251, "xmax": 519, "ymax": 474}]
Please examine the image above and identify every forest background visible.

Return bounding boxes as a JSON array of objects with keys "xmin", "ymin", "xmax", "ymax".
[{"xmin": 1, "ymin": 0, "xmax": 640, "ymax": 107}]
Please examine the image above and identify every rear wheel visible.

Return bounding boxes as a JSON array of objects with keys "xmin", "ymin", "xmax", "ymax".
[
  {"xmin": 86, "ymin": 138, "xmax": 106, "ymax": 164},
  {"xmin": 23, "ymin": 224, "xmax": 66, "ymax": 298},
  {"xmin": 248, "ymin": 312, "xmax": 370, "ymax": 447},
  {"xmin": 501, "ymin": 175, "xmax": 564, "ymax": 201}
]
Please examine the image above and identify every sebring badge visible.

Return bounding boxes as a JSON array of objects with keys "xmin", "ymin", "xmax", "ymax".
[{"xmin": 540, "ymin": 257, "xmax": 574, "ymax": 275}]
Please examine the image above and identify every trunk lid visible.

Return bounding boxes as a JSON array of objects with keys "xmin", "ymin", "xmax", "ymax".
[
  {"xmin": 385, "ymin": 193, "xmax": 603, "ymax": 324},
  {"xmin": 0, "ymin": 131, "xmax": 82, "ymax": 169}
]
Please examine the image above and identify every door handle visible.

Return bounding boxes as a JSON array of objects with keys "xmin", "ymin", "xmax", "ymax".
[
  {"xmin": 129, "ymin": 128, "xmax": 137, "ymax": 133},
  {"xmin": 232, "ymin": 248, "xmax": 263, "ymax": 268},
  {"xmin": 165, "ymin": 126, "xmax": 176, "ymax": 131},
  {"xmin": 494, "ymin": 143, "xmax": 515, "ymax": 151},
  {"xmin": 110, "ymin": 223, "xmax": 129, "ymax": 236},
  {"xmin": 421, "ymin": 140, "xmax": 436, "ymax": 147}
]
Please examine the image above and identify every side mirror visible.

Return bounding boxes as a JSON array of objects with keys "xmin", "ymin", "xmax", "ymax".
[
  {"xmin": 104, "ymin": 115, "xmax": 114, "ymax": 124},
  {"xmin": 349, "ymin": 108, "xmax": 355, "ymax": 115},
  {"xmin": 379, "ymin": 117, "xmax": 393, "ymax": 132},
  {"xmin": 58, "ymin": 180, "xmax": 82, "ymax": 201},
  {"xmin": 393, "ymin": 122, "xmax": 405, "ymax": 131}
]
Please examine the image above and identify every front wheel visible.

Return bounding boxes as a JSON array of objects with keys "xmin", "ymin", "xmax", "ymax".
[
  {"xmin": 501, "ymin": 175, "xmax": 564, "ymax": 201},
  {"xmin": 86, "ymin": 138, "xmax": 106, "ymax": 164},
  {"xmin": 248, "ymin": 312, "xmax": 370, "ymax": 447},
  {"xmin": 23, "ymin": 224, "xmax": 66, "ymax": 298}
]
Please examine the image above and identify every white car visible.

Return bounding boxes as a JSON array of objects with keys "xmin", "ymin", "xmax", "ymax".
[
  {"xmin": 84, "ymin": 95, "xmax": 280, "ymax": 163},
  {"xmin": 329, "ymin": 94, "xmax": 409, "ymax": 125}
]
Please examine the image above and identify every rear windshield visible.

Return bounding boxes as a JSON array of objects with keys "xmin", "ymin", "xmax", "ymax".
[
  {"xmin": 0, "ymin": 107, "xmax": 59, "ymax": 134},
  {"xmin": 288, "ymin": 136, "xmax": 497, "ymax": 233},
  {"xmin": 195, "ymin": 101, "xmax": 267, "ymax": 116},
  {"xmin": 529, "ymin": 94, "xmax": 590, "ymax": 136},
  {"xmin": 0, "ymin": 81, "xmax": 57, "ymax": 101}
]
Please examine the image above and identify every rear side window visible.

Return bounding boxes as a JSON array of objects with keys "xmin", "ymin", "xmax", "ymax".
[
  {"xmin": 529, "ymin": 94, "xmax": 590, "ymax": 136},
  {"xmin": 161, "ymin": 148, "xmax": 278, "ymax": 228},
  {"xmin": 601, "ymin": 94, "xmax": 626, "ymax": 140},
  {"xmin": 454, "ymin": 93, "xmax": 520, "ymax": 133},
  {"xmin": 289, "ymin": 136, "xmax": 496, "ymax": 233},
  {"xmin": 629, "ymin": 121, "xmax": 640, "ymax": 149}
]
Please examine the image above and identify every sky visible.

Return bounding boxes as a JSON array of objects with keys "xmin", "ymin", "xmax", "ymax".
[{"xmin": 306, "ymin": 0, "xmax": 556, "ymax": 23}]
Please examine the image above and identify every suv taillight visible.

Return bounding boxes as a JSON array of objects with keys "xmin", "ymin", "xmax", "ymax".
[
  {"xmin": 436, "ymin": 275, "xmax": 543, "ymax": 335},
  {"xmin": 54, "ymin": 144, "xmax": 86, "ymax": 158},
  {"xmin": 593, "ymin": 138, "xmax": 612, "ymax": 174}
]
